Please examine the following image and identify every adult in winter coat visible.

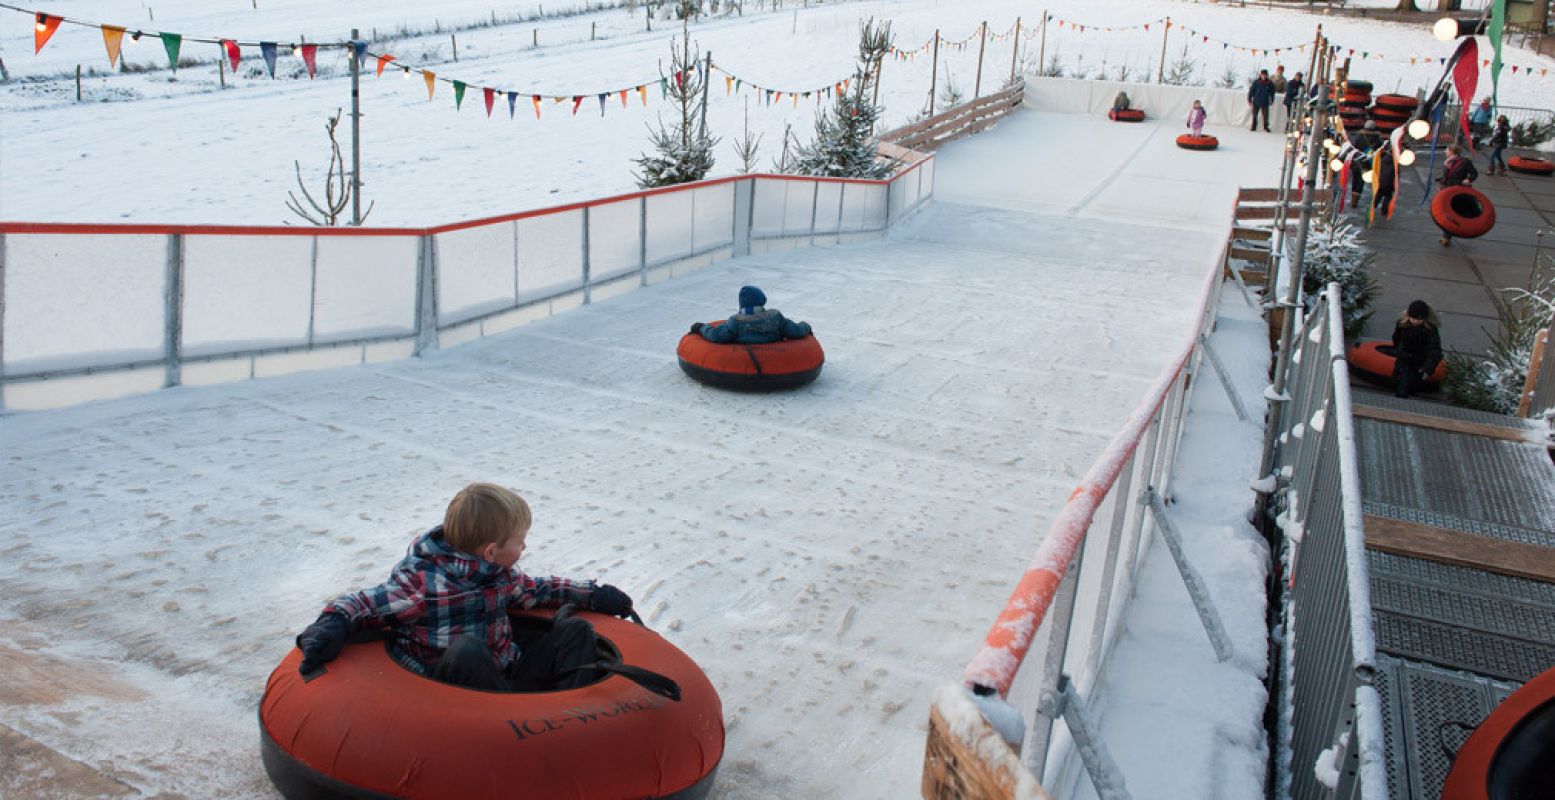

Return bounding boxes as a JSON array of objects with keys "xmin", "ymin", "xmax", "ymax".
[
  {"xmin": 692, "ymin": 285, "xmax": 813, "ymax": 345},
  {"xmin": 1348, "ymin": 121, "xmax": 1386, "ymax": 207},
  {"xmin": 1247, "ymin": 70, "xmax": 1276, "ymax": 132},
  {"xmin": 1487, "ymin": 115, "xmax": 1511, "ymax": 175},
  {"xmin": 1371, "ymin": 147, "xmax": 1397, "ymax": 215},
  {"xmin": 1385, "ymin": 300, "xmax": 1443, "ymax": 399},
  {"xmin": 1271, "ymin": 66, "xmax": 1288, "ymax": 95},
  {"xmin": 1283, "ymin": 72, "xmax": 1305, "ymax": 116},
  {"xmin": 1438, "ymin": 145, "xmax": 1480, "ymax": 246},
  {"xmin": 1468, "ymin": 99, "xmax": 1493, "ymax": 144}
]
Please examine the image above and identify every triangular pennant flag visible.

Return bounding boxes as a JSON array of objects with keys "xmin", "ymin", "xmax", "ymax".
[
  {"xmin": 776, "ymin": 91, "xmax": 783, "ymax": 103},
  {"xmin": 737, "ymin": 79, "xmax": 743, "ymax": 92},
  {"xmin": 424, "ymin": 71, "xmax": 437, "ymax": 100},
  {"xmin": 1489, "ymin": 0, "xmax": 1507, "ymax": 106},
  {"xmin": 261, "ymin": 42, "xmax": 278, "ymax": 77},
  {"xmin": 162, "ymin": 33, "xmax": 183, "ymax": 71},
  {"xmin": 660, "ymin": 77, "xmax": 668, "ymax": 98},
  {"xmin": 725, "ymin": 75, "xmax": 732, "ymax": 95},
  {"xmin": 352, "ymin": 40, "xmax": 367, "ymax": 68},
  {"xmin": 572, "ymin": 95, "xmax": 583, "ymax": 115},
  {"xmin": 376, "ymin": 54, "xmax": 394, "ymax": 76},
  {"xmin": 484, "ymin": 87, "xmax": 495, "ymax": 116},
  {"xmin": 1512, "ymin": 65, "xmax": 1519, "ymax": 74},
  {"xmin": 792, "ymin": 92, "xmax": 798, "ymax": 107},
  {"xmin": 222, "ymin": 40, "xmax": 240, "ymax": 71},
  {"xmin": 1144, "ymin": 24, "xmax": 1149, "ymax": 31},
  {"xmin": 619, "ymin": 89, "xmax": 627, "ymax": 108},
  {"xmin": 453, "ymin": 80, "xmax": 466, "ymax": 109},
  {"xmin": 1203, "ymin": 35, "xmax": 1209, "ymax": 43},
  {"xmin": 765, "ymin": 89, "xmax": 773, "ymax": 106},
  {"xmin": 638, "ymin": 85, "xmax": 647, "ymax": 106},
  {"xmin": 508, "ymin": 91, "xmax": 518, "ymax": 118},
  {"xmin": 34, "ymin": 14, "xmax": 62, "ymax": 54},
  {"xmin": 301, "ymin": 44, "xmax": 318, "ymax": 78},
  {"xmin": 532, "ymin": 94, "xmax": 542, "ymax": 119},
  {"xmin": 101, "ymin": 26, "xmax": 126, "ymax": 67},
  {"xmin": 596, "ymin": 93, "xmax": 605, "ymax": 116}
]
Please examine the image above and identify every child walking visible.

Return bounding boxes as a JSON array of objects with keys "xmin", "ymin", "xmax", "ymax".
[
  {"xmin": 1487, "ymin": 115, "xmax": 1510, "ymax": 176},
  {"xmin": 1186, "ymin": 100, "xmax": 1207, "ymax": 137},
  {"xmin": 294, "ymin": 483, "xmax": 635, "ymax": 691}
]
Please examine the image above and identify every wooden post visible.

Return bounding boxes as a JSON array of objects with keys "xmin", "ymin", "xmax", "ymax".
[
  {"xmin": 451, "ymin": 34, "xmax": 459, "ymax": 61},
  {"xmin": 534, "ymin": 28, "xmax": 539, "ymax": 47},
  {"xmin": 1518, "ymin": 328, "xmax": 1549, "ymax": 417},
  {"xmin": 929, "ymin": 29, "xmax": 940, "ymax": 116},
  {"xmin": 76, "ymin": 64, "xmax": 82, "ymax": 101},
  {"xmin": 698, "ymin": 50, "xmax": 713, "ymax": 138},
  {"xmin": 1157, "ymin": 17, "xmax": 1171, "ymax": 83},
  {"xmin": 1037, "ymin": 11, "xmax": 1048, "ymax": 77},
  {"xmin": 973, "ymin": 21, "xmax": 987, "ymax": 98},
  {"xmin": 1009, "ymin": 17, "xmax": 1022, "ymax": 85},
  {"xmin": 592, "ymin": 21, "xmax": 597, "ymax": 40},
  {"xmin": 217, "ymin": 50, "xmax": 225, "ymax": 88}
]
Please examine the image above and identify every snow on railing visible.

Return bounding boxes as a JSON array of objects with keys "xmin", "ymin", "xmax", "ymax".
[{"xmin": 0, "ymin": 160, "xmax": 933, "ymax": 411}]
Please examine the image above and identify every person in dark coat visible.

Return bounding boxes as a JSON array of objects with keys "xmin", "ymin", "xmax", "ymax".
[
  {"xmin": 1247, "ymin": 69, "xmax": 1276, "ymax": 132},
  {"xmin": 692, "ymin": 285, "xmax": 812, "ymax": 344},
  {"xmin": 1438, "ymin": 145, "xmax": 1480, "ymax": 246},
  {"xmin": 1283, "ymin": 72, "xmax": 1305, "ymax": 117},
  {"xmin": 1348, "ymin": 121, "xmax": 1386, "ymax": 208},
  {"xmin": 1387, "ymin": 300, "xmax": 1443, "ymax": 398},
  {"xmin": 1371, "ymin": 147, "xmax": 1398, "ymax": 216},
  {"xmin": 1487, "ymin": 115, "xmax": 1511, "ymax": 175}
]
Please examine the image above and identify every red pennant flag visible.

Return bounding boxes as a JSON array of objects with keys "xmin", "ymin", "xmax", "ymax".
[
  {"xmin": 1452, "ymin": 38, "xmax": 1481, "ymax": 147},
  {"xmin": 222, "ymin": 39, "xmax": 240, "ymax": 71},
  {"xmin": 619, "ymin": 89, "xmax": 628, "ymax": 108},
  {"xmin": 572, "ymin": 95, "xmax": 583, "ymax": 115},
  {"xmin": 301, "ymin": 44, "xmax": 318, "ymax": 78},
  {"xmin": 1512, "ymin": 65, "xmax": 1519, "ymax": 74},
  {"xmin": 34, "ymin": 13, "xmax": 62, "ymax": 54},
  {"xmin": 376, "ymin": 54, "xmax": 395, "ymax": 76},
  {"xmin": 483, "ymin": 87, "xmax": 495, "ymax": 117},
  {"xmin": 532, "ymin": 95, "xmax": 542, "ymax": 119},
  {"xmin": 1144, "ymin": 24, "xmax": 1149, "ymax": 31}
]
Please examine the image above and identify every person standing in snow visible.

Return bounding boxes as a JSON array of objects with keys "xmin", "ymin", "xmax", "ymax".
[
  {"xmin": 292, "ymin": 483, "xmax": 636, "ymax": 691},
  {"xmin": 1383, "ymin": 300, "xmax": 1442, "ymax": 399},
  {"xmin": 1186, "ymin": 100, "xmax": 1208, "ymax": 137},
  {"xmin": 1271, "ymin": 65, "xmax": 1288, "ymax": 96},
  {"xmin": 692, "ymin": 285, "xmax": 813, "ymax": 344},
  {"xmin": 1247, "ymin": 69, "xmax": 1276, "ymax": 132},
  {"xmin": 1283, "ymin": 72, "xmax": 1305, "ymax": 119}
]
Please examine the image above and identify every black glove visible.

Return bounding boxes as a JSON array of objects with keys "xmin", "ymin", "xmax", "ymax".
[
  {"xmin": 689, "ymin": 322, "xmax": 705, "ymax": 335},
  {"xmin": 589, "ymin": 584, "xmax": 634, "ymax": 618},
  {"xmin": 296, "ymin": 611, "xmax": 350, "ymax": 675}
]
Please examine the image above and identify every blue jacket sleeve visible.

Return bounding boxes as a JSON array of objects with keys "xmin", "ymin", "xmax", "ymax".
[
  {"xmin": 700, "ymin": 318, "xmax": 738, "ymax": 343},
  {"xmin": 778, "ymin": 315, "xmax": 812, "ymax": 339}
]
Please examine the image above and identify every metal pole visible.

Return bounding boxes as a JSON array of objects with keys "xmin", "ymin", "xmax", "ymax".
[
  {"xmin": 973, "ymin": 21, "xmax": 987, "ymax": 98},
  {"xmin": 1010, "ymin": 17, "xmax": 1022, "ymax": 84},
  {"xmin": 350, "ymin": 28, "xmax": 362, "ymax": 226},
  {"xmin": 1272, "ymin": 28, "xmax": 1325, "ymax": 275},
  {"xmin": 929, "ymin": 29, "xmax": 940, "ymax": 116},
  {"xmin": 698, "ymin": 50, "xmax": 712, "ymax": 139},
  {"xmin": 1257, "ymin": 83, "xmax": 1328, "ymax": 501},
  {"xmin": 1038, "ymin": 11, "xmax": 1047, "ymax": 76},
  {"xmin": 1157, "ymin": 17, "xmax": 1170, "ymax": 83}
]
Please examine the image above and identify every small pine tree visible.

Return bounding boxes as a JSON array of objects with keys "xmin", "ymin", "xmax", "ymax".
[
  {"xmin": 633, "ymin": 24, "xmax": 718, "ymax": 188},
  {"xmin": 937, "ymin": 67, "xmax": 964, "ymax": 109},
  {"xmin": 1217, "ymin": 67, "xmax": 1239, "ymax": 90},
  {"xmin": 790, "ymin": 18, "xmax": 894, "ymax": 179},
  {"xmin": 1446, "ymin": 271, "xmax": 1555, "ymax": 413},
  {"xmin": 1043, "ymin": 50, "xmax": 1064, "ymax": 78},
  {"xmin": 734, "ymin": 98, "xmax": 763, "ymax": 173},
  {"xmin": 1299, "ymin": 220, "xmax": 1378, "ymax": 339},
  {"xmin": 1162, "ymin": 45, "xmax": 1196, "ymax": 86}
]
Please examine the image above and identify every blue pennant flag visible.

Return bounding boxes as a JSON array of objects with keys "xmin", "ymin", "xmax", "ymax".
[{"xmin": 260, "ymin": 42, "xmax": 278, "ymax": 78}]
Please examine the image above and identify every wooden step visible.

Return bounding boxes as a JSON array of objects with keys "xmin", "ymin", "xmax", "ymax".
[{"xmin": 1232, "ymin": 226, "xmax": 1273, "ymax": 241}]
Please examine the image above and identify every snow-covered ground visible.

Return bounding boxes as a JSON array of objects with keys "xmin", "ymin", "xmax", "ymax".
[
  {"xmin": 0, "ymin": 106, "xmax": 1281, "ymax": 797},
  {"xmin": 2, "ymin": 0, "xmax": 1552, "ymax": 226}
]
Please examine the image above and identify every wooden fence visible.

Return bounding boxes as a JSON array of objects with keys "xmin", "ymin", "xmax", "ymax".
[{"xmin": 879, "ymin": 82, "xmax": 1025, "ymax": 154}]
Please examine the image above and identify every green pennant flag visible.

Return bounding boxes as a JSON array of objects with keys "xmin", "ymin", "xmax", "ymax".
[
  {"xmin": 453, "ymin": 80, "xmax": 466, "ymax": 109},
  {"xmin": 161, "ymin": 32, "xmax": 182, "ymax": 71},
  {"xmin": 1489, "ymin": 0, "xmax": 1507, "ymax": 107},
  {"xmin": 660, "ymin": 76, "xmax": 668, "ymax": 98}
]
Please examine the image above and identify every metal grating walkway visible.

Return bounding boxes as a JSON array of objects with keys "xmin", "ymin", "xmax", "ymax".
[{"xmin": 1373, "ymin": 655, "xmax": 1521, "ymax": 800}]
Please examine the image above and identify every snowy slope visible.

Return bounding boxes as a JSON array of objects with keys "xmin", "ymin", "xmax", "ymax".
[
  {"xmin": 0, "ymin": 107, "xmax": 1281, "ymax": 798},
  {"xmin": 1, "ymin": 0, "xmax": 1551, "ymax": 226}
]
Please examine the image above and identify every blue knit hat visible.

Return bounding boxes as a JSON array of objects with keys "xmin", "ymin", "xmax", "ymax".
[{"xmin": 738, "ymin": 285, "xmax": 766, "ymax": 314}]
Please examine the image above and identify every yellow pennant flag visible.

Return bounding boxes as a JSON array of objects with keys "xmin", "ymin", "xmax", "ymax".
[
  {"xmin": 424, "ymin": 71, "xmax": 436, "ymax": 100},
  {"xmin": 102, "ymin": 26, "xmax": 126, "ymax": 68},
  {"xmin": 725, "ymin": 75, "xmax": 732, "ymax": 95}
]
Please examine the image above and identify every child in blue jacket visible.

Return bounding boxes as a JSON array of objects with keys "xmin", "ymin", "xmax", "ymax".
[{"xmin": 691, "ymin": 285, "xmax": 813, "ymax": 344}]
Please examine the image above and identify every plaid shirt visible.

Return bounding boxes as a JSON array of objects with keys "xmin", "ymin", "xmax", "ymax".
[{"xmin": 324, "ymin": 527, "xmax": 595, "ymax": 674}]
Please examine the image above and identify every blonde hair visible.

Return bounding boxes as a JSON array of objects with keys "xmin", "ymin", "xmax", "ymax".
[{"xmin": 443, "ymin": 483, "xmax": 531, "ymax": 554}]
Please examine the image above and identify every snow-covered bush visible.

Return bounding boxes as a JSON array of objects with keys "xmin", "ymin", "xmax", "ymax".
[
  {"xmin": 1447, "ymin": 272, "xmax": 1555, "ymax": 413},
  {"xmin": 790, "ymin": 18, "xmax": 894, "ymax": 179},
  {"xmin": 1511, "ymin": 117, "xmax": 1555, "ymax": 148},
  {"xmin": 1162, "ymin": 45, "xmax": 1198, "ymax": 86},
  {"xmin": 937, "ymin": 68, "xmax": 964, "ymax": 110},
  {"xmin": 1299, "ymin": 220, "xmax": 1377, "ymax": 339}
]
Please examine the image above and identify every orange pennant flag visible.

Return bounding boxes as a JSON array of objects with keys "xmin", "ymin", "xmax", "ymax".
[
  {"xmin": 34, "ymin": 13, "xmax": 62, "ymax": 54},
  {"xmin": 619, "ymin": 89, "xmax": 628, "ymax": 108},
  {"xmin": 532, "ymin": 95, "xmax": 542, "ymax": 119},
  {"xmin": 424, "ymin": 71, "xmax": 437, "ymax": 100},
  {"xmin": 101, "ymin": 25, "xmax": 126, "ymax": 67},
  {"xmin": 376, "ymin": 54, "xmax": 395, "ymax": 76},
  {"xmin": 725, "ymin": 75, "xmax": 732, "ymax": 95},
  {"xmin": 638, "ymin": 85, "xmax": 647, "ymax": 106}
]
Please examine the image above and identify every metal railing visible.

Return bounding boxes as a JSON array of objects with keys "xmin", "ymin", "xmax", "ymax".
[
  {"xmin": 1270, "ymin": 284, "xmax": 1388, "ymax": 800},
  {"xmin": 923, "ymin": 230, "xmax": 1241, "ymax": 798},
  {"xmin": 0, "ymin": 159, "xmax": 935, "ymax": 411}
]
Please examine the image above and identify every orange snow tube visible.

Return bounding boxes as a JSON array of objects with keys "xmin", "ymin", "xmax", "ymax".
[
  {"xmin": 1507, "ymin": 155, "xmax": 1555, "ymax": 176},
  {"xmin": 1441, "ymin": 665, "xmax": 1555, "ymax": 800},
  {"xmin": 1372, "ymin": 93, "xmax": 1419, "ymax": 112},
  {"xmin": 1176, "ymin": 134, "xmax": 1219, "ymax": 151},
  {"xmin": 1108, "ymin": 108, "xmax": 1146, "ymax": 122},
  {"xmin": 1431, "ymin": 186, "xmax": 1496, "ymax": 239},
  {"xmin": 259, "ymin": 609, "xmax": 724, "ymax": 800},
  {"xmin": 677, "ymin": 323, "xmax": 824, "ymax": 391},
  {"xmin": 1346, "ymin": 341, "xmax": 1447, "ymax": 387}
]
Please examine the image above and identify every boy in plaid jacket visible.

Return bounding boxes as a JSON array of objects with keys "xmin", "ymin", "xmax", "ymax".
[{"xmin": 294, "ymin": 483, "xmax": 634, "ymax": 691}]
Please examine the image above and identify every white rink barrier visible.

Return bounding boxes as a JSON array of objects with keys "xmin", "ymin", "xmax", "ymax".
[
  {"xmin": 1024, "ymin": 75, "xmax": 1258, "ymax": 128},
  {"xmin": 0, "ymin": 162, "xmax": 933, "ymax": 411}
]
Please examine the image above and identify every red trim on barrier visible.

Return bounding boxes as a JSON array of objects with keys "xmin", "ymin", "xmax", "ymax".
[
  {"xmin": 0, "ymin": 159, "xmax": 934, "ymax": 238},
  {"xmin": 960, "ymin": 242, "xmax": 1224, "ymax": 696}
]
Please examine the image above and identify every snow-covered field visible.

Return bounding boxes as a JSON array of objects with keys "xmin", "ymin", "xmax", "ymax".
[
  {"xmin": 2, "ymin": 0, "xmax": 1552, "ymax": 226},
  {"xmin": 0, "ymin": 105, "xmax": 1281, "ymax": 797}
]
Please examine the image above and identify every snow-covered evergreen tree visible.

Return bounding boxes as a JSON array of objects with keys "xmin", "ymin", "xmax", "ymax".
[
  {"xmin": 790, "ymin": 18, "xmax": 895, "ymax": 179},
  {"xmin": 633, "ymin": 21, "xmax": 718, "ymax": 188},
  {"xmin": 1299, "ymin": 219, "xmax": 1377, "ymax": 339},
  {"xmin": 1446, "ymin": 272, "xmax": 1555, "ymax": 413}
]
